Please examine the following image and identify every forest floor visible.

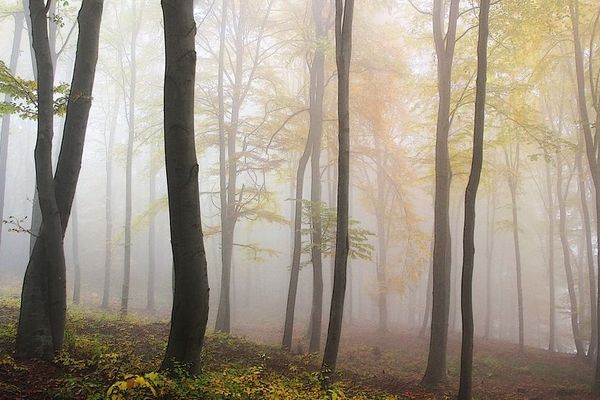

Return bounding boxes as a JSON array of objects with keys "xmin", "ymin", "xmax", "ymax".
[{"xmin": 0, "ymin": 294, "xmax": 595, "ymax": 399}]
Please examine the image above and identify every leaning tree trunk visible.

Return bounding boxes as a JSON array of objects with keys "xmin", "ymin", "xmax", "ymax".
[
  {"xmin": 321, "ymin": 0, "xmax": 354, "ymax": 384},
  {"xmin": 569, "ymin": 2, "xmax": 600, "ymax": 391},
  {"xmin": 159, "ymin": 0, "xmax": 210, "ymax": 375},
  {"xmin": 0, "ymin": 12, "xmax": 24, "ymax": 252},
  {"xmin": 422, "ymin": 0, "xmax": 460, "ymax": 387},
  {"xmin": 18, "ymin": 0, "xmax": 103, "ymax": 359},
  {"xmin": 556, "ymin": 152, "xmax": 585, "ymax": 356},
  {"xmin": 457, "ymin": 1, "xmax": 489, "ymax": 396}
]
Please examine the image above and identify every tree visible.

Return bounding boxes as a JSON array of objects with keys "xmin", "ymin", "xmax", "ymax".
[
  {"xmin": 457, "ymin": 0, "xmax": 490, "ymax": 397},
  {"xmin": 422, "ymin": 0, "xmax": 460, "ymax": 387},
  {"xmin": 159, "ymin": 0, "xmax": 210, "ymax": 374},
  {"xmin": 17, "ymin": 0, "xmax": 104, "ymax": 359},
  {"xmin": 568, "ymin": 0, "xmax": 600, "ymax": 390},
  {"xmin": 321, "ymin": 0, "xmax": 353, "ymax": 384}
]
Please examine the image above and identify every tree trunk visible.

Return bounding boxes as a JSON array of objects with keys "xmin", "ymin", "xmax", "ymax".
[
  {"xmin": 121, "ymin": 6, "xmax": 140, "ymax": 316},
  {"xmin": 577, "ymin": 144, "xmax": 597, "ymax": 357},
  {"xmin": 505, "ymin": 146, "xmax": 525, "ymax": 352},
  {"xmin": 147, "ymin": 154, "xmax": 156, "ymax": 312},
  {"xmin": 0, "ymin": 12, "xmax": 24, "ymax": 252},
  {"xmin": 556, "ymin": 152, "xmax": 585, "ymax": 356},
  {"xmin": 160, "ymin": 0, "xmax": 210, "ymax": 374},
  {"xmin": 321, "ymin": 0, "xmax": 353, "ymax": 383},
  {"xmin": 101, "ymin": 99, "xmax": 118, "ymax": 309},
  {"xmin": 308, "ymin": 0, "xmax": 326, "ymax": 352},
  {"xmin": 16, "ymin": 0, "xmax": 63, "ymax": 359},
  {"xmin": 374, "ymin": 131, "xmax": 388, "ymax": 333},
  {"xmin": 545, "ymin": 159, "xmax": 556, "ymax": 352},
  {"xmin": 569, "ymin": 2, "xmax": 600, "ymax": 391},
  {"xmin": 422, "ymin": 0, "xmax": 460, "ymax": 387},
  {"xmin": 457, "ymin": 1, "xmax": 489, "ymax": 395}
]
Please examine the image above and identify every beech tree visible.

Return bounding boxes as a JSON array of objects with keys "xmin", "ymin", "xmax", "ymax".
[
  {"xmin": 159, "ymin": 0, "xmax": 210, "ymax": 374},
  {"xmin": 16, "ymin": 0, "xmax": 104, "ymax": 359}
]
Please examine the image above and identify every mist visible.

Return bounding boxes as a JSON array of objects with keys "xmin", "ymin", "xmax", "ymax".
[{"xmin": 0, "ymin": 0, "xmax": 599, "ymax": 399}]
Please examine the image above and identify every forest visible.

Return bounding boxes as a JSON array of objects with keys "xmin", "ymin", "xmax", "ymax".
[{"xmin": 0, "ymin": 0, "xmax": 599, "ymax": 399}]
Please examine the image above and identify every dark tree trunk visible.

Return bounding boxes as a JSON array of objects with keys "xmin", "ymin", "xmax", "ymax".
[
  {"xmin": 18, "ymin": 0, "xmax": 103, "ymax": 359},
  {"xmin": 321, "ymin": 0, "xmax": 353, "ymax": 383},
  {"xmin": 422, "ymin": 0, "xmax": 459, "ymax": 387},
  {"xmin": 569, "ymin": 3, "xmax": 600, "ymax": 391},
  {"xmin": 0, "ymin": 12, "xmax": 24, "ymax": 251},
  {"xmin": 101, "ymin": 100, "xmax": 118, "ymax": 309},
  {"xmin": 160, "ymin": 0, "xmax": 210, "ymax": 375},
  {"xmin": 282, "ymin": 135, "xmax": 311, "ymax": 350},
  {"xmin": 457, "ymin": 1, "xmax": 489, "ymax": 396},
  {"xmin": 556, "ymin": 152, "xmax": 585, "ymax": 356}
]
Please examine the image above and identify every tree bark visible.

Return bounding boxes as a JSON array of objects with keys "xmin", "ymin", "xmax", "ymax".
[
  {"xmin": 457, "ymin": 1, "xmax": 489, "ymax": 396},
  {"xmin": 160, "ymin": 0, "xmax": 210, "ymax": 375},
  {"xmin": 422, "ymin": 0, "xmax": 459, "ymax": 387},
  {"xmin": 17, "ymin": 0, "xmax": 104, "ymax": 359},
  {"xmin": 321, "ymin": 0, "xmax": 353, "ymax": 383}
]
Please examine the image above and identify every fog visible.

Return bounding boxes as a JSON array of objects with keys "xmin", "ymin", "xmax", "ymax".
[{"xmin": 0, "ymin": 0, "xmax": 599, "ymax": 398}]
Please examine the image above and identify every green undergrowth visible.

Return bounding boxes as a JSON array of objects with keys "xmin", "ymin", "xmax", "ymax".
[{"xmin": 0, "ymin": 300, "xmax": 397, "ymax": 399}]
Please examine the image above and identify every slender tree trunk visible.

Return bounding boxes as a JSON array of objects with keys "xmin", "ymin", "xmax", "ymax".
[
  {"xmin": 147, "ymin": 154, "xmax": 156, "ymax": 312},
  {"xmin": 121, "ymin": 7, "xmax": 140, "ymax": 316},
  {"xmin": 374, "ymin": 132, "xmax": 388, "ymax": 333},
  {"xmin": 0, "ymin": 12, "xmax": 24, "ymax": 252},
  {"xmin": 160, "ymin": 0, "xmax": 209, "ymax": 374},
  {"xmin": 556, "ymin": 152, "xmax": 585, "ymax": 356},
  {"xmin": 321, "ymin": 0, "xmax": 353, "ymax": 383},
  {"xmin": 282, "ymin": 135, "xmax": 312, "ymax": 350},
  {"xmin": 577, "ymin": 144, "xmax": 597, "ymax": 357},
  {"xmin": 569, "ymin": 2, "xmax": 600, "ymax": 391},
  {"xmin": 457, "ymin": 1, "xmax": 489, "ymax": 395},
  {"xmin": 545, "ymin": 159, "xmax": 556, "ymax": 352},
  {"xmin": 308, "ymin": 0, "xmax": 326, "ymax": 352},
  {"xmin": 505, "ymin": 146, "xmax": 525, "ymax": 352},
  {"xmin": 101, "ymin": 100, "xmax": 118, "ymax": 309},
  {"xmin": 422, "ymin": 0, "xmax": 460, "ymax": 387},
  {"xmin": 420, "ymin": 255, "xmax": 433, "ymax": 337},
  {"xmin": 72, "ymin": 199, "xmax": 81, "ymax": 304}
]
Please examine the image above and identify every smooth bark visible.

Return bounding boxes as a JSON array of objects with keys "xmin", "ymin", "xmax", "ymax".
[{"xmin": 160, "ymin": 0, "xmax": 210, "ymax": 374}]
